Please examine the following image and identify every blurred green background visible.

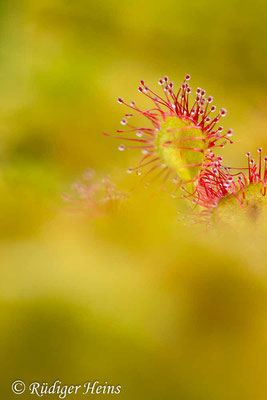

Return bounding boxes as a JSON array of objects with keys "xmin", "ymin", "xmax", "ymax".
[{"xmin": 1, "ymin": 0, "xmax": 267, "ymax": 399}]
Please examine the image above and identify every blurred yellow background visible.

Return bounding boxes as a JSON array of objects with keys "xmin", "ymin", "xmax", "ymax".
[{"xmin": 1, "ymin": 0, "xmax": 267, "ymax": 399}]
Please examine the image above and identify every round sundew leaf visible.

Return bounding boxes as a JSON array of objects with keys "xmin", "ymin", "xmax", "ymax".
[
  {"xmin": 156, "ymin": 117, "xmax": 207, "ymax": 181},
  {"xmin": 214, "ymin": 183, "xmax": 267, "ymax": 223}
]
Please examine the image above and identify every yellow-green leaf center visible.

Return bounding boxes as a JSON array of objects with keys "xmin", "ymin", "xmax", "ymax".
[{"xmin": 156, "ymin": 117, "xmax": 206, "ymax": 181}]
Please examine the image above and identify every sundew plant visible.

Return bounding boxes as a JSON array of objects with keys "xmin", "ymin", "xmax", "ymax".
[
  {"xmin": 65, "ymin": 74, "xmax": 267, "ymax": 225},
  {"xmin": 103, "ymin": 75, "xmax": 267, "ymax": 223},
  {"xmin": 106, "ymin": 75, "xmax": 231, "ymax": 183}
]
